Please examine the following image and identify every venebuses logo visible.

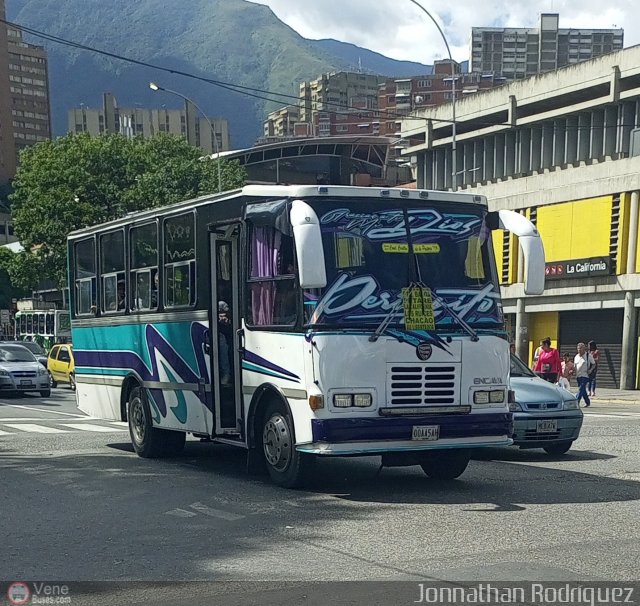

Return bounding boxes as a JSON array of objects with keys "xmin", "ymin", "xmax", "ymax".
[{"xmin": 7, "ymin": 582, "xmax": 31, "ymax": 605}]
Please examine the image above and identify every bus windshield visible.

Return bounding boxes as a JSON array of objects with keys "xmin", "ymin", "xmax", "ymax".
[{"xmin": 304, "ymin": 198, "xmax": 503, "ymax": 330}]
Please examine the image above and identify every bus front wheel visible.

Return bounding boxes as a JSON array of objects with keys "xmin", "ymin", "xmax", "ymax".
[
  {"xmin": 417, "ymin": 450, "xmax": 471, "ymax": 480},
  {"xmin": 261, "ymin": 401, "xmax": 313, "ymax": 488},
  {"xmin": 127, "ymin": 386, "xmax": 185, "ymax": 458}
]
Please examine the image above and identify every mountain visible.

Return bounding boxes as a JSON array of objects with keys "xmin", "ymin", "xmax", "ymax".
[
  {"xmin": 5, "ymin": 0, "xmax": 431, "ymax": 147},
  {"xmin": 311, "ymin": 39, "xmax": 432, "ymax": 77}
]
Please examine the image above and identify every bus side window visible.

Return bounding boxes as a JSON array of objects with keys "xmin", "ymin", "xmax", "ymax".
[
  {"xmin": 101, "ymin": 230, "xmax": 125, "ymax": 313},
  {"xmin": 75, "ymin": 238, "xmax": 96, "ymax": 316},
  {"xmin": 130, "ymin": 222, "xmax": 158, "ymax": 312},
  {"xmin": 164, "ymin": 213, "xmax": 195, "ymax": 308}
]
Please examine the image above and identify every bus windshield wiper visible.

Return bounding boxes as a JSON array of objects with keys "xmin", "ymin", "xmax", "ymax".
[
  {"xmin": 368, "ymin": 298, "xmax": 403, "ymax": 342},
  {"xmin": 428, "ymin": 288, "xmax": 479, "ymax": 342}
]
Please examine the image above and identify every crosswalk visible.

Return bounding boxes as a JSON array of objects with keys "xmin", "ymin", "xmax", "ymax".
[
  {"xmin": 0, "ymin": 419, "xmax": 128, "ymax": 435},
  {"xmin": 583, "ymin": 410, "xmax": 640, "ymax": 420}
]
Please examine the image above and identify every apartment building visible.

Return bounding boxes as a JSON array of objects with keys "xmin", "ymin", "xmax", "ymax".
[
  {"xmin": 7, "ymin": 24, "xmax": 51, "ymax": 155},
  {"xmin": 470, "ymin": 13, "xmax": 624, "ymax": 80},
  {"xmin": 401, "ymin": 46, "xmax": 640, "ymax": 389},
  {"xmin": 0, "ymin": 0, "xmax": 15, "ymax": 186},
  {"xmin": 69, "ymin": 93, "xmax": 231, "ymax": 154}
]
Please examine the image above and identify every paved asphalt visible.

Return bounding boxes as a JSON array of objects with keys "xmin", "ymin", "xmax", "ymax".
[{"xmin": 1, "ymin": 389, "xmax": 639, "ymax": 605}]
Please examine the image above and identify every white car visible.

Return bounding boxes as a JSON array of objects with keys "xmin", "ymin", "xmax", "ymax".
[
  {"xmin": 0, "ymin": 344, "xmax": 51, "ymax": 397},
  {"xmin": 509, "ymin": 354, "xmax": 583, "ymax": 455}
]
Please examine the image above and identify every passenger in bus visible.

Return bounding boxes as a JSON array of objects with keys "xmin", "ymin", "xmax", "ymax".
[
  {"xmin": 218, "ymin": 301, "xmax": 232, "ymax": 385},
  {"xmin": 117, "ymin": 280, "xmax": 126, "ymax": 311}
]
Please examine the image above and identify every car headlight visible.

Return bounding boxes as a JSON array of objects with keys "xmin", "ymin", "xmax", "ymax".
[
  {"xmin": 509, "ymin": 402, "xmax": 523, "ymax": 412},
  {"xmin": 37, "ymin": 366, "xmax": 48, "ymax": 376},
  {"xmin": 0, "ymin": 369, "xmax": 9, "ymax": 377},
  {"xmin": 563, "ymin": 399, "xmax": 579, "ymax": 410}
]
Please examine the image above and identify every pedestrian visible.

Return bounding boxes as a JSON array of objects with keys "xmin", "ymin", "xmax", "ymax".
[
  {"xmin": 558, "ymin": 352, "xmax": 575, "ymax": 390},
  {"xmin": 533, "ymin": 338, "xmax": 561, "ymax": 383},
  {"xmin": 532, "ymin": 337, "xmax": 548, "ymax": 370},
  {"xmin": 510, "ymin": 343, "xmax": 516, "ymax": 355},
  {"xmin": 587, "ymin": 340, "xmax": 600, "ymax": 397},
  {"xmin": 574, "ymin": 342, "xmax": 595, "ymax": 407}
]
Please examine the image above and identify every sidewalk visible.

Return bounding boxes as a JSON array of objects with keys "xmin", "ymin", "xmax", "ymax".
[{"xmin": 578, "ymin": 387, "xmax": 640, "ymax": 404}]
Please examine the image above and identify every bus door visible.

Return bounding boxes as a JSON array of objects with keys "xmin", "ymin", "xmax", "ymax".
[{"xmin": 209, "ymin": 227, "xmax": 243, "ymax": 436}]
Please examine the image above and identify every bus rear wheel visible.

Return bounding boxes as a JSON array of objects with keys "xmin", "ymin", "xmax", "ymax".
[
  {"xmin": 417, "ymin": 450, "xmax": 471, "ymax": 480},
  {"xmin": 127, "ymin": 386, "xmax": 185, "ymax": 458},
  {"xmin": 261, "ymin": 401, "xmax": 313, "ymax": 488}
]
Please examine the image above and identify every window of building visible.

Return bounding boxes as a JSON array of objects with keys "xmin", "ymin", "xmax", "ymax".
[
  {"xmin": 100, "ymin": 230, "xmax": 125, "ymax": 313},
  {"xmin": 130, "ymin": 222, "xmax": 158, "ymax": 311},
  {"xmin": 417, "ymin": 80, "xmax": 432, "ymax": 88},
  {"xmin": 75, "ymin": 238, "xmax": 96, "ymax": 316},
  {"xmin": 164, "ymin": 213, "xmax": 195, "ymax": 308},
  {"xmin": 246, "ymin": 224, "xmax": 297, "ymax": 327}
]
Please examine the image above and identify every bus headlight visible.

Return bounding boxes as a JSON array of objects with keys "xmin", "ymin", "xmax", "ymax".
[
  {"xmin": 333, "ymin": 394, "xmax": 353, "ymax": 408},
  {"xmin": 473, "ymin": 391, "xmax": 490, "ymax": 404},
  {"xmin": 353, "ymin": 394, "xmax": 372, "ymax": 407},
  {"xmin": 489, "ymin": 390, "xmax": 505, "ymax": 403}
]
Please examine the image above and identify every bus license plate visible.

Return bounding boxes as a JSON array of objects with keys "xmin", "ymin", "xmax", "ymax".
[
  {"xmin": 412, "ymin": 425, "xmax": 440, "ymax": 441},
  {"xmin": 537, "ymin": 420, "xmax": 557, "ymax": 433}
]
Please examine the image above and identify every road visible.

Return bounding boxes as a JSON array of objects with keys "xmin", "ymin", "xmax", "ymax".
[{"xmin": 1, "ymin": 390, "xmax": 639, "ymax": 605}]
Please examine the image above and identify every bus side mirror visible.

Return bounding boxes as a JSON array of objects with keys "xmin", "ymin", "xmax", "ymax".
[
  {"xmin": 290, "ymin": 200, "xmax": 327, "ymax": 289},
  {"xmin": 487, "ymin": 210, "xmax": 545, "ymax": 296}
]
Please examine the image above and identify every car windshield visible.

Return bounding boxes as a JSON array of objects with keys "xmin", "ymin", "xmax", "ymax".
[
  {"xmin": 510, "ymin": 353, "xmax": 535, "ymax": 377},
  {"xmin": 10, "ymin": 341, "xmax": 45, "ymax": 356},
  {"xmin": 0, "ymin": 346, "xmax": 37, "ymax": 362},
  {"xmin": 304, "ymin": 198, "xmax": 503, "ymax": 330}
]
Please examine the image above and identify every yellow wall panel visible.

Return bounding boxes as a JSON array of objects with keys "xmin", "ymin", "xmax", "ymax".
[
  {"xmin": 527, "ymin": 311, "xmax": 559, "ymax": 367},
  {"xmin": 537, "ymin": 196, "xmax": 612, "ymax": 262},
  {"xmin": 492, "ymin": 231, "xmax": 504, "ymax": 282},
  {"xmin": 507, "ymin": 233, "xmax": 518, "ymax": 284},
  {"xmin": 617, "ymin": 193, "xmax": 630, "ymax": 275}
]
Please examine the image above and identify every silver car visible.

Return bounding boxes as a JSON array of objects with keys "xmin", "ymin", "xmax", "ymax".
[
  {"xmin": 509, "ymin": 354, "xmax": 583, "ymax": 455},
  {"xmin": 0, "ymin": 344, "xmax": 51, "ymax": 397}
]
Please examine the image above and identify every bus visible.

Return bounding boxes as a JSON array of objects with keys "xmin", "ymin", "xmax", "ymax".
[
  {"xmin": 68, "ymin": 185, "xmax": 545, "ymax": 487},
  {"xmin": 14, "ymin": 309, "xmax": 71, "ymax": 350}
]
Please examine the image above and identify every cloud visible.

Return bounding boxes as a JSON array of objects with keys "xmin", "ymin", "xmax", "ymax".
[{"xmin": 248, "ymin": 0, "xmax": 636, "ymax": 63}]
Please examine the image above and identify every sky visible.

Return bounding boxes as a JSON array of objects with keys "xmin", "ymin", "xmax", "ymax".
[{"xmin": 248, "ymin": 0, "xmax": 636, "ymax": 65}]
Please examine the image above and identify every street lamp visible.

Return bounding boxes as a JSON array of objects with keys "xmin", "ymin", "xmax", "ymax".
[
  {"xmin": 407, "ymin": 0, "xmax": 458, "ymax": 190},
  {"xmin": 149, "ymin": 82, "xmax": 222, "ymax": 193}
]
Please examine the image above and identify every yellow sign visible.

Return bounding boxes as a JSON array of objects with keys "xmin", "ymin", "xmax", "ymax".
[
  {"xmin": 402, "ymin": 287, "xmax": 436, "ymax": 331},
  {"xmin": 382, "ymin": 243, "xmax": 440, "ymax": 254}
]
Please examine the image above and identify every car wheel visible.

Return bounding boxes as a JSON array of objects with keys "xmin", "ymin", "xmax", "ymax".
[
  {"xmin": 543, "ymin": 441, "xmax": 573, "ymax": 455},
  {"xmin": 127, "ymin": 385, "xmax": 185, "ymax": 458},
  {"xmin": 39, "ymin": 389, "xmax": 51, "ymax": 398},
  {"xmin": 418, "ymin": 450, "xmax": 471, "ymax": 480},
  {"xmin": 69, "ymin": 374, "xmax": 76, "ymax": 391},
  {"xmin": 261, "ymin": 400, "xmax": 313, "ymax": 488},
  {"xmin": 49, "ymin": 372, "xmax": 57, "ymax": 388}
]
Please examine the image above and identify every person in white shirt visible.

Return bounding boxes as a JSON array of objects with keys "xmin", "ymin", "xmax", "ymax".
[{"xmin": 574, "ymin": 342, "xmax": 595, "ymax": 407}]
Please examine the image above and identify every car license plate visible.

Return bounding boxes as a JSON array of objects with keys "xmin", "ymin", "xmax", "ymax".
[
  {"xmin": 537, "ymin": 420, "xmax": 557, "ymax": 433},
  {"xmin": 412, "ymin": 425, "xmax": 440, "ymax": 441},
  {"xmin": 20, "ymin": 379, "xmax": 33, "ymax": 386}
]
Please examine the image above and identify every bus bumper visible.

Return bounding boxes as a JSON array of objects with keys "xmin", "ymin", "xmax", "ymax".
[{"xmin": 297, "ymin": 413, "xmax": 513, "ymax": 456}]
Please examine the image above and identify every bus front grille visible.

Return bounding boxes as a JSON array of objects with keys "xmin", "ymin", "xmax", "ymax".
[{"xmin": 388, "ymin": 365, "xmax": 459, "ymax": 406}]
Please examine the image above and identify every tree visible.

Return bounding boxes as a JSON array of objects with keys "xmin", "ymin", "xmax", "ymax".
[
  {"xmin": 0, "ymin": 248, "xmax": 29, "ymax": 309},
  {"xmin": 8, "ymin": 132, "xmax": 246, "ymax": 289}
]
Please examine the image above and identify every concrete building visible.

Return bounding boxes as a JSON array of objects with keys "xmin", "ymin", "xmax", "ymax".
[
  {"xmin": 7, "ymin": 24, "xmax": 52, "ymax": 156},
  {"xmin": 299, "ymin": 72, "xmax": 386, "ymax": 124},
  {"xmin": 470, "ymin": 13, "xmax": 624, "ymax": 80},
  {"xmin": 68, "ymin": 93, "xmax": 231, "ymax": 154},
  {"xmin": 0, "ymin": 0, "xmax": 16, "ymax": 186},
  {"xmin": 401, "ymin": 46, "xmax": 640, "ymax": 389}
]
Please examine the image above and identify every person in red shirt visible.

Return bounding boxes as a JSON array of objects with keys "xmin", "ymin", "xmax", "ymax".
[{"xmin": 533, "ymin": 338, "xmax": 562, "ymax": 383}]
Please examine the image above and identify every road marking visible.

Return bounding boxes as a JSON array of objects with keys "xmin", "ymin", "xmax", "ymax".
[
  {"xmin": 190, "ymin": 502, "xmax": 245, "ymax": 521},
  {"xmin": 3, "ymin": 404, "xmax": 83, "ymax": 417},
  {"xmin": 107, "ymin": 421, "xmax": 129, "ymax": 428},
  {"xmin": 584, "ymin": 412, "xmax": 640, "ymax": 418},
  {"xmin": 165, "ymin": 508, "xmax": 198, "ymax": 518},
  {"xmin": 0, "ymin": 416, "xmax": 87, "ymax": 422},
  {"xmin": 0, "ymin": 429, "xmax": 13, "ymax": 435},
  {"xmin": 4, "ymin": 423, "xmax": 67, "ymax": 433},
  {"xmin": 60, "ymin": 423, "xmax": 127, "ymax": 433}
]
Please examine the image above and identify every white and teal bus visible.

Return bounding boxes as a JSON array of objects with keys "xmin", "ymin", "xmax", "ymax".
[{"xmin": 69, "ymin": 185, "xmax": 544, "ymax": 487}]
